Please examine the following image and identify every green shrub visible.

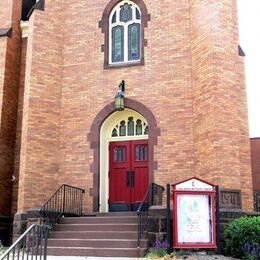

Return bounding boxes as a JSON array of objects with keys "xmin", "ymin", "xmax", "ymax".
[{"xmin": 224, "ymin": 216, "xmax": 260, "ymax": 259}]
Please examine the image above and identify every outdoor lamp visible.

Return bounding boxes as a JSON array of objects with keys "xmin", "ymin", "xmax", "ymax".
[{"xmin": 115, "ymin": 80, "xmax": 125, "ymax": 111}]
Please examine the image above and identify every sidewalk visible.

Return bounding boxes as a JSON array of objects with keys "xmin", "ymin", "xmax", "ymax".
[{"xmin": 47, "ymin": 257, "xmax": 144, "ymax": 260}]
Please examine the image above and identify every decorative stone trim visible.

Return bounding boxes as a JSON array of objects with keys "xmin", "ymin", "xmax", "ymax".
[
  {"xmin": 0, "ymin": 28, "xmax": 12, "ymax": 38},
  {"xmin": 219, "ymin": 189, "xmax": 242, "ymax": 209},
  {"xmin": 20, "ymin": 21, "xmax": 29, "ymax": 38}
]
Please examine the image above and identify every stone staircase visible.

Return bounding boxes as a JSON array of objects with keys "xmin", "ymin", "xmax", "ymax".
[{"xmin": 47, "ymin": 212, "xmax": 148, "ymax": 257}]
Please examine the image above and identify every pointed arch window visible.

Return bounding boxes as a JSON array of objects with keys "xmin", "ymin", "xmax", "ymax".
[{"xmin": 109, "ymin": 1, "xmax": 141, "ymax": 65}]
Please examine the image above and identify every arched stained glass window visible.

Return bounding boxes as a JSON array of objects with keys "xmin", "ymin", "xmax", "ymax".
[
  {"xmin": 111, "ymin": 117, "xmax": 148, "ymax": 138},
  {"xmin": 109, "ymin": 1, "xmax": 141, "ymax": 65}
]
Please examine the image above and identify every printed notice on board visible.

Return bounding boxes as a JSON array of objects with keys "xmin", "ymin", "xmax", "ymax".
[{"xmin": 177, "ymin": 194, "xmax": 213, "ymax": 244}]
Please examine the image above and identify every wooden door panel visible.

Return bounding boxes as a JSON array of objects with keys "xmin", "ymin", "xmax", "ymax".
[
  {"xmin": 131, "ymin": 140, "xmax": 149, "ymax": 203},
  {"xmin": 109, "ymin": 168, "xmax": 130, "ymax": 203},
  {"xmin": 131, "ymin": 166, "xmax": 149, "ymax": 202},
  {"xmin": 109, "ymin": 142, "xmax": 131, "ymax": 206}
]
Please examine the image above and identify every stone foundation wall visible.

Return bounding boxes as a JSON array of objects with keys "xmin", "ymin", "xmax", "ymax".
[{"xmin": 12, "ymin": 209, "xmax": 41, "ymax": 242}]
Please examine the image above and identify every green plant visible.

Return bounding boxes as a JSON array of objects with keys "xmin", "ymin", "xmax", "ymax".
[
  {"xmin": 146, "ymin": 240, "xmax": 170, "ymax": 259},
  {"xmin": 224, "ymin": 216, "xmax": 260, "ymax": 259}
]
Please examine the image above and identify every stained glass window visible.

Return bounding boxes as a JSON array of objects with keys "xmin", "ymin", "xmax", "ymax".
[
  {"xmin": 109, "ymin": 1, "xmax": 141, "ymax": 65},
  {"xmin": 127, "ymin": 117, "xmax": 134, "ymax": 136},
  {"xmin": 128, "ymin": 24, "xmax": 140, "ymax": 61},
  {"xmin": 119, "ymin": 120, "xmax": 126, "ymax": 136},
  {"xmin": 111, "ymin": 116, "xmax": 148, "ymax": 138},
  {"xmin": 136, "ymin": 119, "xmax": 142, "ymax": 135},
  {"xmin": 112, "ymin": 26, "xmax": 124, "ymax": 62},
  {"xmin": 136, "ymin": 8, "xmax": 140, "ymax": 20},
  {"xmin": 112, "ymin": 11, "xmax": 116, "ymax": 23},
  {"xmin": 120, "ymin": 3, "xmax": 133, "ymax": 23},
  {"xmin": 112, "ymin": 128, "xmax": 118, "ymax": 137},
  {"xmin": 144, "ymin": 125, "xmax": 148, "ymax": 135}
]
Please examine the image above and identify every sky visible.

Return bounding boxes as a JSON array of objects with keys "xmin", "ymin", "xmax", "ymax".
[{"xmin": 237, "ymin": 1, "xmax": 260, "ymax": 138}]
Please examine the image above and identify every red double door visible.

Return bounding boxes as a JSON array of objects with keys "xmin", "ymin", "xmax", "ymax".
[{"xmin": 109, "ymin": 140, "xmax": 149, "ymax": 211}]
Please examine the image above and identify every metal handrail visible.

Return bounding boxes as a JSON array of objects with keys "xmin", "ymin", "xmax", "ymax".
[
  {"xmin": 39, "ymin": 184, "xmax": 85, "ymax": 228},
  {"xmin": 0, "ymin": 224, "xmax": 50, "ymax": 260},
  {"xmin": 137, "ymin": 183, "xmax": 165, "ymax": 248},
  {"xmin": 151, "ymin": 183, "xmax": 165, "ymax": 205}
]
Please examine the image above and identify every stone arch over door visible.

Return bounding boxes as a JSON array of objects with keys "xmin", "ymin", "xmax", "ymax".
[{"xmin": 88, "ymin": 99, "xmax": 160, "ymax": 212}]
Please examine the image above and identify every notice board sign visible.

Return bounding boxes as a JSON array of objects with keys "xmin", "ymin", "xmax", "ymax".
[{"xmin": 172, "ymin": 177, "xmax": 217, "ymax": 249}]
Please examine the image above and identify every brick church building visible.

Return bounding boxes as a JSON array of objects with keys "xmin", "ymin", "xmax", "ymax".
[{"xmin": 0, "ymin": 0, "xmax": 255, "ymax": 247}]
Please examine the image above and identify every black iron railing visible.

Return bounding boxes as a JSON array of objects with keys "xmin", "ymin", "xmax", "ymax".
[
  {"xmin": 151, "ymin": 183, "xmax": 165, "ymax": 205},
  {"xmin": 39, "ymin": 184, "xmax": 85, "ymax": 228},
  {"xmin": 137, "ymin": 183, "xmax": 165, "ymax": 247},
  {"xmin": 0, "ymin": 224, "xmax": 50, "ymax": 260},
  {"xmin": 254, "ymin": 190, "xmax": 260, "ymax": 212}
]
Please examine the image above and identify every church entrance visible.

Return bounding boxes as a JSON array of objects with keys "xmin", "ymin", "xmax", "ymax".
[
  {"xmin": 109, "ymin": 140, "xmax": 148, "ymax": 211},
  {"xmin": 99, "ymin": 108, "xmax": 149, "ymax": 212}
]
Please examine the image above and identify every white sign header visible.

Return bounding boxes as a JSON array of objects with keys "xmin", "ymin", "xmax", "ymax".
[{"xmin": 176, "ymin": 178, "xmax": 213, "ymax": 191}]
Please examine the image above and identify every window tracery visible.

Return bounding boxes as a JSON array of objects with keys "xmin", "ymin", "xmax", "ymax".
[{"xmin": 111, "ymin": 116, "xmax": 148, "ymax": 137}]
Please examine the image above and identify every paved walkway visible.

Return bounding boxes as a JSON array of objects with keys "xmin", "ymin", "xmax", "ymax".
[{"xmin": 47, "ymin": 257, "xmax": 144, "ymax": 260}]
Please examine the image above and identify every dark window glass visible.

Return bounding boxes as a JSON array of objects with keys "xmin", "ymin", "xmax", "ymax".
[
  {"xmin": 127, "ymin": 117, "xmax": 134, "ymax": 136},
  {"xmin": 135, "ymin": 145, "xmax": 148, "ymax": 161},
  {"xmin": 112, "ymin": 26, "xmax": 124, "ymax": 62},
  {"xmin": 119, "ymin": 120, "xmax": 126, "ymax": 136},
  {"xmin": 136, "ymin": 8, "xmax": 140, "ymax": 19},
  {"xmin": 120, "ymin": 3, "xmax": 132, "ymax": 23},
  {"xmin": 144, "ymin": 125, "xmax": 148, "ymax": 135},
  {"xmin": 112, "ymin": 128, "xmax": 118, "ymax": 137},
  {"xmin": 112, "ymin": 11, "xmax": 116, "ymax": 23},
  {"xmin": 114, "ymin": 146, "xmax": 126, "ymax": 162},
  {"xmin": 128, "ymin": 23, "xmax": 140, "ymax": 61},
  {"xmin": 136, "ymin": 119, "xmax": 142, "ymax": 135}
]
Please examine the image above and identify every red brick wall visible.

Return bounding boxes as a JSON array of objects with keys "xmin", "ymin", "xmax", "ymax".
[
  {"xmin": 17, "ymin": 2, "xmax": 64, "ymax": 212},
  {"xmin": 11, "ymin": 38, "xmax": 28, "ymax": 214},
  {"xmin": 15, "ymin": 0, "xmax": 253, "ymax": 212},
  {"xmin": 250, "ymin": 138, "xmax": 260, "ymax": 191},
  {"xmin": 0, "ymin": 0, "xmax": 21, "ymax": 215}
]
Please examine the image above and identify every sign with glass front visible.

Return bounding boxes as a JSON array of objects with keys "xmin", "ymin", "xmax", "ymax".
[{"xmin": 172, "ymin": 177, "xmax": 217, "ymax": 249}]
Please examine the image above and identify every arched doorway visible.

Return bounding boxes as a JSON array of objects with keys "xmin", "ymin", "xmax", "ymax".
[
  {"xmin": 89, "ymin": 99, "xmax": 160, "ymax": 213},
  {"xmin": 100, "ymin": 108, "xmax": 149, "ymax": 212}
]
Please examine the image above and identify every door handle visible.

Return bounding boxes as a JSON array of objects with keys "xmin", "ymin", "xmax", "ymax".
[
  {"xmin": 126, "ymin": 171, "xmax": 131, "ymax": 187},
  {"xmin": 131, "ymin": 171, "xmax": 135, "ymax": 187}
]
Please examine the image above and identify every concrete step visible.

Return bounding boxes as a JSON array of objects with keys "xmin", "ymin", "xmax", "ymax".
[
  {"xmin": 54, "ymin": 223, "xmax": 138, "ymax": 232},
  {"xmin": 59, "ymin": 216, "xmax": 138, "ymax": 224},
  {"xmin": 49, "ymin": 231, "xmax": 138, "ymax": 239},
  {"xmin": 48, "ymin": 213, "xmax": 146, "ymax": 257},
  {"xmin": 96, "ymin": 212, "xmax": 137, "ymax": 217},
  {"xmin": 47, "ymin": 247, "xmax": 147, "ymax": 257},
  {"xmin": 48, "ymin": 238, "xmax": 147, "ymax": 248}
]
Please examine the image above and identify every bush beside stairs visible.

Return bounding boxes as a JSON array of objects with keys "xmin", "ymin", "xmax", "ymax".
[{"xmin": 47, "ymin": 212, "xmax": 148, "ymax": 257}]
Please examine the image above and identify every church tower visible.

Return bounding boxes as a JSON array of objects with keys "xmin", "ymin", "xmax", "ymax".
[{"xmin": 0, "ymin": 0, "xmax": 253, "ymax": 244}]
